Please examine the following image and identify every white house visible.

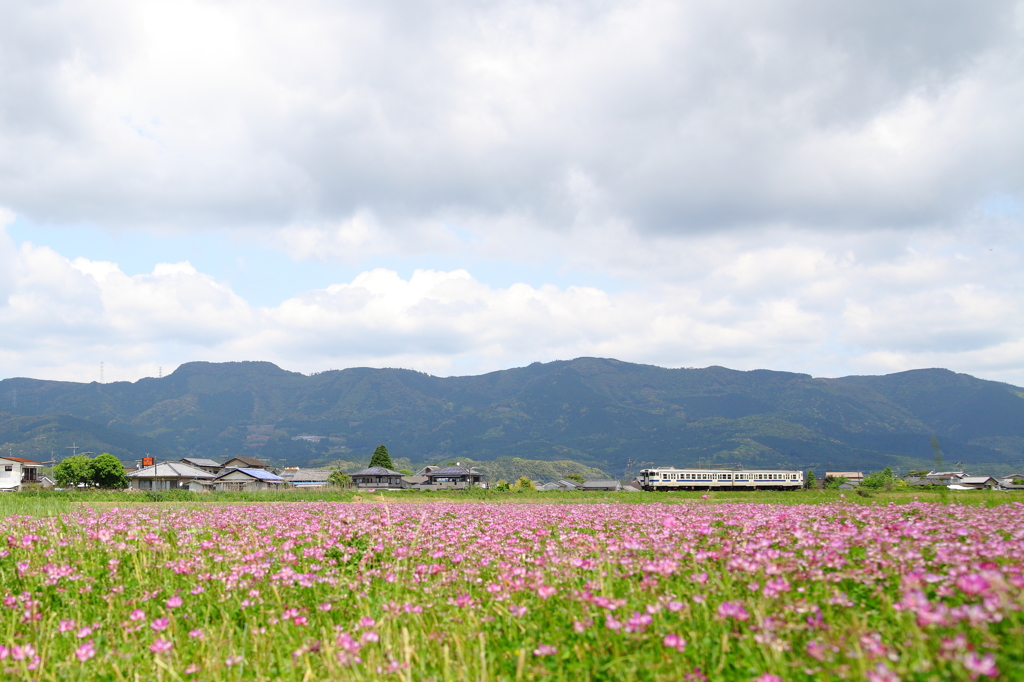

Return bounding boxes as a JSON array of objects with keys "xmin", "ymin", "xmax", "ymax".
[
  {"xmin": 127, "ymin": 462, "xmax": 216, "ymax": 491},
  {"xmin": 0, "ymin": 456, "xmax": 42, "ymax": 492}
]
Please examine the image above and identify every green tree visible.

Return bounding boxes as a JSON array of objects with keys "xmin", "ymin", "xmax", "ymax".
[
  {"xmin": 398, "ymin": 468, "xmax": 413, "ymax": 476},
  {"xmin": 861, "ymin": 467, "xmax": 895, "ymax": 490},
  {"xmin": 493, "ymin": 479, "xmax": 511, "ymax": 491},
  {"xmin": 90, "ymin": 453, "xmax": 128, "ymax": 489},
  {"xmin": 566, "ymin": 473, "xmax": 586, "ymax": 485},
  {"xmin": 823, "ymin": 475, "xmax": 847, "ymax": 490},
  {"xmin": 804, "ymin": 470, "xmax": 817, "ymax": 489},
  {"xmin": 369, "ymin": 445, "xmax": 394, "ymax": 470},
  {"xmin": 513, "ymin": 476, "xmax": 535, "ymax": 492},
  {"xmin": 54, "ymin": 455, "xmax": 94, "ymax": 488},
  {"xmin": 328, "ymin": 471, "xmax": 351, "ymax": 487}
]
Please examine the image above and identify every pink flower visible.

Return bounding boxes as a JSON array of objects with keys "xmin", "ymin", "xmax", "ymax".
[
  {"xmin": 625, "ymin": 611, "xmax": 653, "ymax": 633},
  {"xmin": 11, "ymin": 644, "xmax": 35, "ymax": 661},
  {"xmin": 508, "ymin": 604, "xmax": 528, "ymax": 617},
  {"xmin": 293, "ymin": 616, "xmax": 308, "ymax": 626},
  {"xmin": 537, "ymin": 585, "xmax": 557, "ymax": 599},
  {"xmin": 956, "ymin": 574, "xmax": 991, "ymax": 597},
  {"xmin": 717, "ymin": 601, "xmax": 749, "ymax": 621},
  {"xmin": 225, "ymin": 655, "xmax": 243, "ymax": 666},
  {"xmin": 59, "ymin": 619, "xmax": 77, "ymax": 632},
  {"xmin": 573, "ymin": 618, "xmax": 593, "ymax": 632},
  {"xmin": 667, "ymin": 600, "xmax": 685, "ymax": 612},
  {"xmin": 362, "ymin": 631, "xmax": 380, "ymax": 643},
  {"xmin": 866, "ymin": 663, "xmax": 901, "ymax": 682},
  {"xmin": 129, "ymin": 609, "xmax": 146, "ymax": 621},
  {"xmin": 454, "ymin": 593, "xmax": 474, "ymax": 608},
  {"xmin": 75, "ymin": 640, "xmax": 97, "ymax": 662},
  {"xmin": 184, "ymin": 663, "xmax": 202, "ymax": 674},
  {"xmin": 605, "ymin": 614, "xmax": 622, "ymax": 630},
  {"xmin": 318, "ymin": 603, "xmax": 333, "ymax": 611},
  {"xmin": 151, "ymin": 617, "xmax": 169, "ymax": 632},
  {"xmin": 166, "ymin": 595, "xmax": 183, "ymax": 609},
  {"xmin": 0, "ymin": 645, "xmax": 8, "ymax": 660},
  {"xmin": 359, "ymin": 617, "xmax": 376, "ymax": 628},
  {"xmin": 662, "ymin": 516, "xmax": 679, "ymax": 529},
  {"xmin": 755, "ymin": 675, "xmax": 782, "ymax": 682},
  {"xmin": 662, "ymin": 634, "xmax": 686, "ymax": 652},
  {"xmin": 150, "ymin": 638, "xmax": 173, "ymax": 654},
  {"xmin": 533, "ymin": 644, "xmax": 557, "ymax": 656},
  {"xmin": 189, "ymin": 629, "xmax": 204, "ymax": 639},
  {"xmin": 963, "ymin": 652, "xmax": 999, "ymax": 679}
]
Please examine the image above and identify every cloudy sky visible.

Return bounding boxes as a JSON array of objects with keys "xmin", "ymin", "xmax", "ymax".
[{"xmin": 1, "ymin": 0, "xmax": 1023, "ymax": 385}]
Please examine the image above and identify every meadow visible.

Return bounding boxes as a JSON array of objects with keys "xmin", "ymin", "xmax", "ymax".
[{"xmin": 1, "ymin": 492, "xmax": 1022, "ymax": 680}]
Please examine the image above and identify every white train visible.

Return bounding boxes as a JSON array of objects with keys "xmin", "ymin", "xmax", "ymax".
[{"xmin": 639, "ymin": 467, "xmax": 804, "ymax": 491}]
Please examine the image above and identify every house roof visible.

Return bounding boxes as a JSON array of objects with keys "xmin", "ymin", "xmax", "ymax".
[
  {"xmin": 279, "ymin": 468, "xmax": 333, "ymax": 482},
  {"xmin": 581, "ymin": 480, "xmax": 621, "ymax": 489},
  {"xmin": 960, "ymin": 476, "xmax": 997, "ymax": 484},
  {"xmin": 222, "ymin": 456, "xmax": 269, "ymax": 468},
  {"xmin": 0, "ymin": 456, "xmax": 42, "ymax": 465},
  {"xmin": 351, "ymin": 467, "xmax": 405, "ymax": 477},
  {"xmin": 128, "ymin": 462, "xmax": 215, "ymax": 479},
  {"xmin": 825, "ymin": 472, "xmax": 864, "ymax": 478},
  {"xmin": 214, "ymin": 467, "xmax": 283, "ymax": 482},
  {"xmin": 402, "ymin": 475, "xmax": 428, "ymax": 484},
  {"xmin": 180, "ymin": 457, "xmax": 222, "ymax": 468},
  {"xmin": 427, "ymin": 465, "xmax": 481, "ymax": 477}
]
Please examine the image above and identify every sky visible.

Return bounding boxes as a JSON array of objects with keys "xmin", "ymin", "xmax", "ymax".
[{"xmin": 1, "ymin": 0, "xmax": 1024, "ymax": 385}]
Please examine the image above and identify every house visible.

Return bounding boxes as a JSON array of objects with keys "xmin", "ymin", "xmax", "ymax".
[
  {"xmin": 955, "ymin": 476, "xmax": 999, "ymax": 490},
  {"xmin": 580, "ymin": 480, "xmax": 622, "ymax": 491},
  {"xmin": 279, "ymin": 468, "xmax": 334, "ymax": 488},
  {"xmin": 127, "ymin": 462, "xmax": 215, "ymax": 491},
  {"xmin": 0, "ymin": 456, "xmax": 42, "ymax": 492},
  {"xmin": 420, "ymin": 464, "xmax": 484, "ymax": 489},
  {"xmin": 350, "ymin": 466, "xmax": 407, "ymax": 490},
  {"xmin": 221, "ymin": 456, "xmax": 273, "ymax": 471},
  {"xmin": 537, "ymin": 479, "xmax": 578, "ymax": 491},
  {"xmin": 825, "ymin": 471, "xmax": 864, "ymax": 486},
  {"xmin": 907, "ymin": 471, "xmax": 968, "ymax": 487},
  {"xmin": 179, "ymin": 457, "xmax": 223, "ymax": 474},
  {"xmin": 212, "ymin": 468, "xmax": 284, "ymax": 491}
]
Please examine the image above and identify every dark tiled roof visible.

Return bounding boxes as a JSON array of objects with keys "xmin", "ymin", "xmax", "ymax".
[
  {"xmin": 279, "ymin": 468, "xmax": 333, "ymax": 482},
  {"xmin": 223, "ymin": 456, "xmax": 269, "ymax": 468},
  {"xmin": 351, "ymin": 467, "xmax": 404, "ymax": 477},
  {"xmin": 180, "ymin": 457, "xmax": 222, "ymax": 468}
]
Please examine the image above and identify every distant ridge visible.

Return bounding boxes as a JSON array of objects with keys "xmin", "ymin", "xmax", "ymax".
[{"xmin": 3, "ymin": 358, "xmax": 1024, "ymax": 476}]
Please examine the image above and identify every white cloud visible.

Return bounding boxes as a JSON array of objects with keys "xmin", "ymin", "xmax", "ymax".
[
  {"xmin": 0, "ymin": 0, "xmax": 1022, "ymax": 235},
  {"xmin": 3, "ymin": 222, "xmax": 1024, "ymax": 385}
]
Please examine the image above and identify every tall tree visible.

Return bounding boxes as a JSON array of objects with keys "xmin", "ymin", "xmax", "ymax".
[
  {"xmin": 369, "ymin": 444, "xmax": 394, "ymax": 470},
  {"xmin": 91, "ymin": 453, "xmax": 129, "ymax": 489},
  {"xmin": 53, "ymin": 455, "xmax": 94, "ymax": 488}
]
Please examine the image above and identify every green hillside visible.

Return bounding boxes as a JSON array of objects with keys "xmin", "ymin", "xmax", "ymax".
[{"xmin": 3, "ymin": 359, "xmax": 1024, "ymax": 477}]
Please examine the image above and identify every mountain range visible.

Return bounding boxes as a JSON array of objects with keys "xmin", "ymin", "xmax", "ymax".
[{"xmin": 3, "ymin": 358, "xmax": 1024, "ymax": 478}]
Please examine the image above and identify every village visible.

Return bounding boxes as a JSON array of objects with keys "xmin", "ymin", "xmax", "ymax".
[{"xmin": 1, "ymin": 450, "xmax": 1021, "ymax": 494}]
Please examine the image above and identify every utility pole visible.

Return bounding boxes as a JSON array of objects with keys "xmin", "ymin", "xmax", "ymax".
[{"xmin": 67, "ymin": 442, "xmax": 79, "ymax": 458}]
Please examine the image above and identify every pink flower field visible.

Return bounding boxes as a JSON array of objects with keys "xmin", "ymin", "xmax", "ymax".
[{"xmin": 1, "ymin": 500, "xmax": 1022, "ymax": 680}]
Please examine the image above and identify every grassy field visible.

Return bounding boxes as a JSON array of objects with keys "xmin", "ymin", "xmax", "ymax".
[{"xmin": 1, "ymin": 491, "xmax": 1022, "ymax": 680}]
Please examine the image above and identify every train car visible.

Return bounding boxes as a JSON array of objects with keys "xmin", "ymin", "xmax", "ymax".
[{"xmin": 638, "ymin": 467, "xmax": 803, "ymax": 491}]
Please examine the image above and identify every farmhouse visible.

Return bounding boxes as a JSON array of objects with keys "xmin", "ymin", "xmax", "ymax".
[
  {"xmin": 0, "ymin": 456, "xmax": 42, "ymax": 492},
  {"xmin": 221, "ymin": 456, "xmax": 273, "ymax": 471},
  {"xmin": 179, "ymin": 457, "xmax": 223, "ymax": 474},
  {"xmin": 537, "ymin": 479, "xmax": 578, "ymax": 491},
  {"xmin": 212, "ymin": 468, "xmax": 284, "ymax": 491},
  {"xmin": 350, "ymin": 466, "xmax": 406, "ymax": 490},
  {"xmin": 421, "ymin": 464, "xmax": 484, "ymax": 490},
  {"xmin": 279, "ymin": 468, "xmax": 334, "ymax": 488},
  {"xmin": 580, "ymin": 480, "xmax": 622, "ymax": 491},
  {"xmin": 127, "ymin": 462, "xmax": 215, "ymax": 491},
  {"xmin": 825, "ymin": 471, "xmax": 864, "ymax": 486}
]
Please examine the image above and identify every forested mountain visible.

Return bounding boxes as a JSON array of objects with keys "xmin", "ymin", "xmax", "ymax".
[{"xmin": 2, "ymin": 358, "xmax": 1024, "ymax": 477}]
